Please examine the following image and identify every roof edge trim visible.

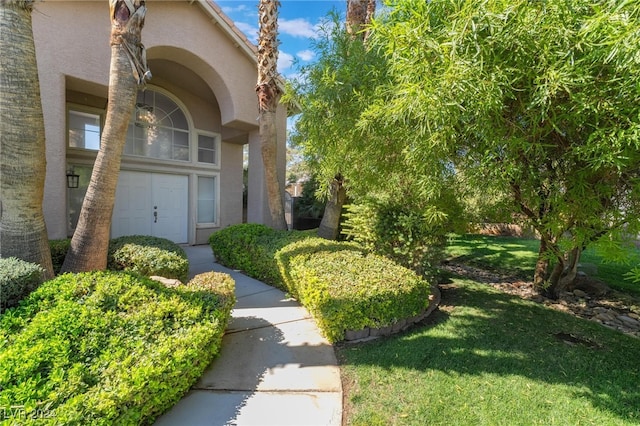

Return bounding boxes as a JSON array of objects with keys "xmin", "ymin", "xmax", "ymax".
[{"xmin": 194, "ymin": 0, "xmax": 258, "ymax": 64}]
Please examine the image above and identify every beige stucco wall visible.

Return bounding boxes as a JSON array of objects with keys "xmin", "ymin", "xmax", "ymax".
[{"xmin": 32, "ymin": 0, "xmax": 286, "ymax": 243}]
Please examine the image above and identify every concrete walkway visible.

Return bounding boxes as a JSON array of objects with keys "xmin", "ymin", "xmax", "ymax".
[{"xmin": 155, "ymin": 245, "xmax": 342, "ymax": 426}]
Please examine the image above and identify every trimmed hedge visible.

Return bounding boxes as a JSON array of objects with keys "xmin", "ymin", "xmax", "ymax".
[
  {"xmin": 0, "ymin": 258, "xmax": 44, "ymax": 312},
  {"xmin": 210, "ymin": 224, "xmax": 431, "ymax": 342},
  {"xmin": 49, "ymin": 236, "xmax": 188, "ymax": 282},
  {"xmin": 277, "ymin": 238, "xmax": 431, "ymax": 342},
  {"xmin": 108, "ymin": 235, "xmax": 189, "ymax": 282},
  {"xmin": 0, "ymin": 270, "xmax": 235, "ymax": 424},
  {"xmin": 209, "ymin": 224, "xmax": 311, "ymax": 289}
]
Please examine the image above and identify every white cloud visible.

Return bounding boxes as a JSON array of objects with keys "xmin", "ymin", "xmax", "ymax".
[
  {"xmin": 234, "ymin": 22, "xmax": 259, "ymax": 43},
  {"xmin": 221, "ymin": 5, "xmax": 249, "ymax": 14},
  {"xmin": 279, "ymin": 18, "xmax": 320, "ymax": 39},
  {"xmin": 278, "ymin": 51, "xmax": 295, "ymax": 72},
  {"xmin": 283, "ymin": 72, "xmax": 306, "ymax": 85},
  {"xmin": 296, "ymin": 49, "xmax": 315, "ymax": 62}
]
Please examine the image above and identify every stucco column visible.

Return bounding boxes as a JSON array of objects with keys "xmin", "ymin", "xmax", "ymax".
[{"xmin": 40, "ymin": 75, "xmax": 67, "ymax": 240}]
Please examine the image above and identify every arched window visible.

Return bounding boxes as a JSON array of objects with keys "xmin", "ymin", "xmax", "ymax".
[{"xmin": 124, "ymin": 89, "xmax": 190, "ymax": 161}]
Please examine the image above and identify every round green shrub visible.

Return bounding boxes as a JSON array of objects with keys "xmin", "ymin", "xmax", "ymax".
[
  {"xmin": 277, "ymin": 238, "xmax": 431, "ymax": 342},
  {"xmin": 342, "ymin": 201, "xmax": 448, "ymax": 278},
  {"xmin": 0, "ymin": 270, "xmax": 235, "ymax": 424},
  {"xmin": 108, "ymin": 235, "xmax": 188, "ymax": 282},
  {"xmin": 208, "ymin": 224, "xmax": 276, "ymax": 278}
]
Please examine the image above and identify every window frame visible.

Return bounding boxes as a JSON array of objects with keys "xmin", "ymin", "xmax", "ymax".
[
  {"xmin": 196, "ymin": 173, "xmax": 220, "ymax": 227},
  {"xmin": 196, "ymin": 130, "xmax": 221, "ymax": 167},
  {"xmin": 124, "ymin": 87, "xmax": 193, "ymax": 163},
  {"xmin": 66, "ymin": 104, "xmax": 104, "ymax": 152}
]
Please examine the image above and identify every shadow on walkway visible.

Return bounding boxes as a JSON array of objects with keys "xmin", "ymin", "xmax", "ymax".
[{"xmin": 155, "ymin": 245, "xmax": 342, "ymax": 426}]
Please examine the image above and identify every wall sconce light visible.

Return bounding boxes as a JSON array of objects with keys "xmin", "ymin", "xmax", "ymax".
[{"xmin": 66, "ymin": 167, "xmax": 79, "ymax": 189}]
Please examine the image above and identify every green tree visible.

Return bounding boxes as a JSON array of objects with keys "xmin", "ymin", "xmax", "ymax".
[
  {"xmin": 365, "ymin": 0, "xmax": 640, "ymax": 297},
  {"xmin": 0, "ymin": 0, "xmax": 54, "ymax": 279},
  {"xmin": 291, "ymin": 12, "xmax": 458, "ymax": 211},
  {"xmin": 290, "ymin": 14, "xmax": 382, "ymax": 210},
  {"xmin": 313, "ymin": 0, "xmax": 376, "ymax": 240},
  {"xmin": 62, "ymin": 0, "xmax": 150, "ymax": 272}
]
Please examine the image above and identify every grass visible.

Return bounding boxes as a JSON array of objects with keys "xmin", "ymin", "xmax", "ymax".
[
  {"xmin": 445, "ymin": 234, "xmax": 640, "ymax": 295},
  {"xmin": 338, "ymin": 278, "xmax": 640, "ymax": 425}
]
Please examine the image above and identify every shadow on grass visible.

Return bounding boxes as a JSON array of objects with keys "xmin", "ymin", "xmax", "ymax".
[
  {"xmin": 447, "ymin": 234, "xmax": 640, "ymax": 295},
  {"xmin": 339, "ymin": 279, "xmax": 640, "ymax": 423},
  {"xmin": 446, "ymin": 234, "xmax": 539, "ymax": 278}
]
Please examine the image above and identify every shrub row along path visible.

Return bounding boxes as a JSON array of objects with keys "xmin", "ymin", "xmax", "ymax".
[{"xmin": 155, "ymin": 245, "xmax": 343, "ymax": 426}]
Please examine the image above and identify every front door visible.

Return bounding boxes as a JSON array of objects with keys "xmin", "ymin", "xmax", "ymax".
[{"xmin": 112, "ymin": 171, "xmax": 188, "ymax": 243}]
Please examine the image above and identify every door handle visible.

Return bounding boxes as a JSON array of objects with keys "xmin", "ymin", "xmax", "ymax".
[{"xmin": 154, "ymin": 211, "xmax": 158, "ymax": 223}]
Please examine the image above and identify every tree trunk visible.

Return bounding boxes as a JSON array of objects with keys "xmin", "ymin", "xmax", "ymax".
[
  {"xmin": 318, "ymin": 175, "xmax": 346, "ymax": 240},
  {"xmin": 316, "ymin": 0, "xmax": 377, "ymax": 240},
  {"xmin": 534, "ymin": 232, "xmax": 582, "ymax": 298},
  {"xmin": 346, "ymin": 0, "xmax": 376, "ymax": 40},
  {"xmin": 559, "ymin": 247, "xmax": 581, "ymax": 290},
  {"xmin": 62, "ymin": 0, "xmax": 150, "ymax": 272},
  {"xmin": 0, "ymin": 0, "xmax": 54, "ymax": 279},
  {"xmin": 545, "ymin": 246, "xmax": 581, "ymax": 299},
  {"xmin": 257, "ymin": 0, "xmax": 287, "ymax": 231},
  {"xmin": 533, "ymin": 236, "xmax": 550, "ymax": 290}
]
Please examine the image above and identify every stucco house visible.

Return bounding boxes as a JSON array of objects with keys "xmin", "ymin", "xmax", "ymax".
[{"xmin": 32, "ymin": 0, "xmax": 287, "ymax": 245}]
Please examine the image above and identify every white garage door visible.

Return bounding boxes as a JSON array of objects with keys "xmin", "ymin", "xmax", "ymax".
[{"xmin": 112, "ymin": 171, "xmax": 188, "ymax": 243}]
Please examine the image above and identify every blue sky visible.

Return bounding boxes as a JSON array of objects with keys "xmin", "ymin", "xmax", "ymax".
[{"xmin": 217, "ymin": 1, "xmax": 346, "ymax": 78}]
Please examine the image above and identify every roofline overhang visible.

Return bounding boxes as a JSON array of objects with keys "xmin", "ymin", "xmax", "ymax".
[
  {"xmin": 192, "ymin": 1, "xmax": 300, "ymax": 116},
  {"xmin": 193, "ymin": 0, "xmax": 258, "ymax": 64}
]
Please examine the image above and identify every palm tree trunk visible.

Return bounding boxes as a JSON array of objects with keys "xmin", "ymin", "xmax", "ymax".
[
  {"xmin": 0, "ymin": 0, "xmax": 54, "ymax": 279},
  {"xmin": 346, "ymin": 0, "xmax": 376, "ymax": 40},
  {"xmin": 62, "ymin": 0, "xmax": 150, "ymax": 272},
  {"xmin": 257, "ymin": 0, "xmax": 287, "ymax": 230}
]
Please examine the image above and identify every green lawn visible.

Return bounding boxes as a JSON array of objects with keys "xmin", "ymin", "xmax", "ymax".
[
  {"xmin": 445, "ymin": 234, "xmax": 640, "ymax": 295},
  {"xmin": 339, "ymin": 278, "xmax": 640, "ymax": 425}
]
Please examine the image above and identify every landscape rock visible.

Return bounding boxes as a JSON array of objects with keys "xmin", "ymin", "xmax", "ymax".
[
  {"xmin": 345, "ymin": 328, "xmax": 370, "ymax": 341},
  {"xmin": 150, "ymin": 276, "xmax": 183, "ymax": 287},
  {"xmin": 618, "ymin": 315, "xmax": 640, "ymax": 327},
  {"xmin": 573, "ymin": 289, "xmax": 588, "ymax": 298}
]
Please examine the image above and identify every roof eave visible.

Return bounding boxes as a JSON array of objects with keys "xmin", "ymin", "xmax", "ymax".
[{"xmin": 193, "ymin": 0, "xmax": 258, "ymax": 64}]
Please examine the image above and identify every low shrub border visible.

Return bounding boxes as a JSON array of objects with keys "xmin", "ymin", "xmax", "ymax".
[
  {"xmin": 49, "ymin": 236, "xmax": 189, "ymax": 282},
  {"xmin": 49, "ymin": 239, "xmax": 71, "ymax": 275},
  {"xmin": 210, "ymin": 224, "xmax": 436, "ymax": 343},
  {"xmin": 276, "ymin": 238, "xmax": 433, "ymax": 342},
  {"xmin": 108, "ymin": 235, "xmax": 189, "ymax": 282},
  {"xmin": 208, "ymin": 224, "xmax": 312, "ymax": 289},
  {"xmin": 0, "ymin": 270, "xmax": 235, "ymax": 424},
  {"xmin": 342, "ymin": 285, "xmax": 441, "ymax": 342}
]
